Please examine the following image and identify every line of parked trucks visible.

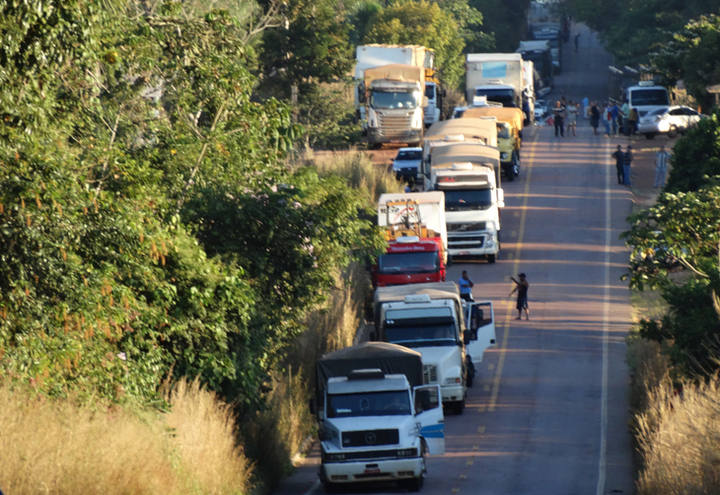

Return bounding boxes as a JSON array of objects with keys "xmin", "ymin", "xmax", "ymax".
[{"xmin": 313, "ymin": 4, "xmax": 570, "ymax": 490}]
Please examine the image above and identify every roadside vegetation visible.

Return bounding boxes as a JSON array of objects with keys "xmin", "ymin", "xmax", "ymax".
[{"xmin": 569, "ymin": 2, "xmax": 720, "ymax": 491}]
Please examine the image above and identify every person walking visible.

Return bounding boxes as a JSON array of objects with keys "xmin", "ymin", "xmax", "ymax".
[
  {"xmin": 509, "ymin": 273, "xmax": 530, "ymax": 320},
  {"xmin": 590, "ymin": 102, "xmax": 600, "ymax": 135},
  {"xmin": 623, "ymin": 145, "xmax": 633, "ymax": 186},
  {"xmin": 620, "ymin": 99, "xmax": 630, "ymax": 135},
  {"xmin": 654, "ymin": 144, "xmax": 671, "ymax": 188},
  {"xmin": 553, "ymin": 100, "xmax": 565, "ymax": 137},
  {"xmin": 612, "ymin": 145, "xmax": 624, "ymax": 184},
  {"xmin": 459, "ymin": 270, "xmax": 474, "ymax": 302},
  {"xmin": 566, "ymin": 100, "xmax": 578, "ymax": 136},
  {"xmin": 582, "ymin": 96, "xmax": 589, "ymax": 118}
]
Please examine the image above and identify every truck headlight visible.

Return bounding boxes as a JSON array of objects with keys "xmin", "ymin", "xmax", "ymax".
[
  {"xmin": 323, "ymin": 452, "xmax": 346, "ymax": 462},
  {"xmin": 444, "ymin": 376, "xmax": 462, "ymax": 385},
  {"xmin": 397, "ymin": 448, "xmax": 418, "ymax": 458}
]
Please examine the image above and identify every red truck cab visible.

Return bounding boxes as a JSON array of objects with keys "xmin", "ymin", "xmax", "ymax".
[{"xmin": 373, "ymin": 235, "xmax": 446, "ymax": 287}]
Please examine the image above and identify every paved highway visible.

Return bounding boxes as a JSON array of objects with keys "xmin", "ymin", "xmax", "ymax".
[{"xmin": 275, "ymin": 25, "xmax": 635, "ymax": 495}]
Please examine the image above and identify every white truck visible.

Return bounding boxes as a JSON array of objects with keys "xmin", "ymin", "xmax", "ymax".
[
  {"xmin": 372, "ymin": 282, "xmax": 497, "ymax": 414},
  {"xmin": 517, "ymin": 40, "xmax": 553, "ymax": 95},
  {"xmin": 429, "ymin": 144, "xmax": 504, "ymax": 263},
  {"xmin": 315, "ymin": 342, "xmax": 445, "ymax": 491},
  {"xmin": 465, "ymin": 53, "xmax": 524, "ymax": 110},
  {"xmin": 355, "ymin": 45, "xmax": 442, "ymax": 142},
  {"xmin": 624, "ymin": 81, "xmax": 670, "ymax": 118}
]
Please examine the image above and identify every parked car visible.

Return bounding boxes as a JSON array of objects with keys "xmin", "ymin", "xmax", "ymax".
[
  {"xmin": 534, "ymin": 99, "xmax": 548, "ymax": 120},
  {"xmin": 392, "ymin": 147, "xmax": 423, "ymax": 181},
  {"xmin": 637, "ymin": 105, "xmax": 704, "ymax": 139}
]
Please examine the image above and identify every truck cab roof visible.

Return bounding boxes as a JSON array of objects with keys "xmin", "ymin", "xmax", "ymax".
[{"xmin": 327, "ymin": 373, "xmax": 409, "ymax": 395}]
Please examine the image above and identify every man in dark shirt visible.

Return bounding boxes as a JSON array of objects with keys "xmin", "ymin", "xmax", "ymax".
[
  {"xmin": 510, "ymin": 273, "xmax": 530, "ymax": 320},
  {"xmin": 612, "ymin": 145, "xmax": 624, "ymax": 184}
]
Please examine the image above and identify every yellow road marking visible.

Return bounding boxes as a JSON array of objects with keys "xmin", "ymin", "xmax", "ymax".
[
  {"xmin": 466, "ymin": 459, "xmax": 474, "ymax": 466},
  {"xmin": 488, "ymin": 131, "xmax": 537, "ymax": 413},
  {"xmin": 477, "ymin": 425, "xmax": 486, "ymax": 434}
]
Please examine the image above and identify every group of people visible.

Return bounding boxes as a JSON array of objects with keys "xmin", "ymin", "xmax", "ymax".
[
  {"xmin": 612, "ymin": 144, "xmax": 671, "ymax": 188},
  {"xmin": 551, "ymin": 98, "xmax": 579, "ymax": 137},
  {"xmin": 589, "ymin": 100, "xmax": 638, "ymax": 137}
]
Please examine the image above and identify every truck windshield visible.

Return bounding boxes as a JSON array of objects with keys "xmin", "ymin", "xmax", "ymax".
[
  {"xmin": 384, "ymin": 316, "xmax": 457, "ymax": 347},
  {"xmin": 371, "ymin": 90, "xmax": 418, "ymax": 109},
  {"xmin": 378, "ymin": 252, "xmax": 439, "ymax": 274},
  {"xmin": 630, "ymin": 89, "xmax": 669, "ymax": 107},
  {"xmin": 442, "ymin": 188, "xmax": 493, "ymax": 211},
  {"xmin": 474, "ymin": 88, "xmax": 515, "ymax": 107},
  {"xmin": 327, "ymin": 390, "xmax": 411, "ymax": 418}
]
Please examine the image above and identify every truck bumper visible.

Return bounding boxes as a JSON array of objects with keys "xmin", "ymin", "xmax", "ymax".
[
  {"xmin": 368, "ymin": 128, "xmax": 422, "ymax": 145},
  {"xmin": 440, "ymin": 383, "xmax": 465, "ymax": 403},
  {"xmin": 447, "ymin": 233, "xmax": 498, "ymax": 257},
  {"xmin": 321, "ymin": 457, "xmax": 423, "ymax": 484}
]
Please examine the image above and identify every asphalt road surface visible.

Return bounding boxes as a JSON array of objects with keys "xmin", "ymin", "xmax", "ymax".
[{"xmin": 275, "ymin": 24, "xmax": 635, "ymax": 495}]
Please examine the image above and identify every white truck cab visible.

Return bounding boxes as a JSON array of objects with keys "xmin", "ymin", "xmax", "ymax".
[{"xmin": 318, "ymin": 367, "xmax": 444, "ymax": 492}]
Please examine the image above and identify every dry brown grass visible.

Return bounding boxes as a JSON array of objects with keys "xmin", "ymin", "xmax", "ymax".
[
  {"xmin": 636, "ymin": 374, "xmax": 720, "ymax": 494},
  {"xmin": 305, "ymin": 150, "xmax": 404, "ymax": 201},
  {"xmin": 0, "ymin": 379, "xmax": 251, "ymax": 495}
]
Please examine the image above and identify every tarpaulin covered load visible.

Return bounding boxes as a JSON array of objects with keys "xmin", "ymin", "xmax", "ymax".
[
  {"xmin": 316, "ymin": 342, "xmax": 424, "ymax": 401},
  {"xmin": 462, "ymin": 106, "xmax": 524, "ymax": 131}
]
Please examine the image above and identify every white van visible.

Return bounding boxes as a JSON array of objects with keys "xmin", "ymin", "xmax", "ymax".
[{"xmin": 625, "ymin": 82, "xmax": 669, "ymax": 118}]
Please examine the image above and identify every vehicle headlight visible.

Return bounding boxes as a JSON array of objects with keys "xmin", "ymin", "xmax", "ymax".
[
  {"xmin": 500, "ymin": 152, "xmax": 509, "ymax": 160},
  {"xmin": 397, "ymin": 448, "xmax": 418, "ymax": 458},
  {"xmin": 323, "ymin": 452, "xmax": 346, "ymax": 462},
  {"xmin": 445, "ymin": 376, "xmax": 462, "ymax": 385}
]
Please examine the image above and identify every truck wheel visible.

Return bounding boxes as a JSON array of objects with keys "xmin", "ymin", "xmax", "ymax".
[
  {"xmin": 453, "ymin": 399, "xmax": 465, "ymax": 415},
  {"xmin": 644, "ymin": 133, "xmax": 655, "ymax": 140},
  {"xmin": 512, "ymin": 152, "xmax": 520, "ymax": 177},
  {"xmin": 487, "ymin": 254, "xmax": 496, "ymax": 264}
]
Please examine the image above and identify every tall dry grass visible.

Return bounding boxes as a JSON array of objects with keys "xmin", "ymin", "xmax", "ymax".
[
  {"xmin": 304, "ymin": 150, "xmax": 404, "ymax": 201},
  {"xmin": 0, "ymin": 379, "xmax": 251, "ymax": 495},
  {"xmin": 636, "ymin": 373, "xmax": 720, "ymax": 494}
]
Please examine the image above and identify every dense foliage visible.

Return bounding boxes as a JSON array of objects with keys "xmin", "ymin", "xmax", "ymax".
[
  {"xmin": 623, "ymin": 110, "xmax": 720, "ymax": 376},
  {"xmin": 0, "ymin": 0, "xmax": 382, "ymax": 409}
]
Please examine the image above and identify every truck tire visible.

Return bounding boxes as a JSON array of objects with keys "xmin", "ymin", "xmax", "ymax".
[
  {"xmin": 512, "ymin": 152, "xmax": 520, "ymax": 178},
  {"xmin": 403, "ymin": 448, "xmax": 426, "ymax": 491},
  {"xmin": 453, "ymin": 399, "xmax": 466, "ymax": 415},
  {"xmin": 487, "ymin": 254, "xmax": 496, "ymax": 264}
]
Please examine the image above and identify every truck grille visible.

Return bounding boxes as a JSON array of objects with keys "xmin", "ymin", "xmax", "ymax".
[
  {"xmin": 447, "ymin": 222, "xmax": 486, "ymax": 232},
  {"xmin": 342, "ymin": 429, "xmax": 399, "ymax": 447},
  {"xmin": 322, "ymin": 449, "xmax": 415, "ymax": 462},
  {"xmin": 377, "ymin": 112, "xmax": 414, "ymax": 137},
  {"xmin": 423, "ymin": 364, "xmax": 437, "ymax": 383},
  {"xmin": 448, "ymin": 234, "xmax": 485, "ymax": 249}
]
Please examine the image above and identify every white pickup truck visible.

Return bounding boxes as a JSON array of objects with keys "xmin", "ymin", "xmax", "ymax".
[{"xmin": 316, "ymin": 342, "xmax": 445, "ymax": 492}]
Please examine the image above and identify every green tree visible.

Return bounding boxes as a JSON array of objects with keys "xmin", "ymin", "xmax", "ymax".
[
  {"xmin": 652, "ymin": 14, "xmax": 720, "ymax": 110},
  {"xmin": 664, "ymin": 110, "xmax": 720, "ymax": 193},
  {"xmin": 623, "ymin": 185, "xmax": 720, "ymax": 375},
  {"xmin": 363, "ymin": 0, "xmax": 466, "ymax": 89}
]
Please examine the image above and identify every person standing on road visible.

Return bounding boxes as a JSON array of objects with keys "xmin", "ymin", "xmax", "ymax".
[
  {"xmin": 603, "ymin": 102, "xmax": 613, "ymax": 136},
  {"xmin": 566, "ymin": 100, "xmax": 578, "ymax": 136},
  {"xmin": 553, "ymin": 100, "xmax": 565, "ymax": 137},
  {"xmin": 459, "ymin": 270, "xmax": 474, "ymax": 302},
  {"xmin": 612, "ymin": 145, "xmax": 624, "ymax": 184},
  {"xmin": 610, "ymin": 101, "xmax": 620, "ymax": 136},
  {"xmin": 574, "ymin": 32, "xmax": 580, "ymax": 52},
  {"xmin": 590, "ymin": 102, "xmax": 600, "ymax": 135},
  {"xmin": 654, "ymin": 144, "xmax": 671, "ymax": 188},
  {"xmin": 628, "ymin": 107, "xmax": 639, "ymax": 136},
  {"xmin": 623, "ymin": 145, "xmax": 633, "ymax": 186},
  {"xmin": 510, "ymin": 273, "xmax": 530, "ymax": 320}
]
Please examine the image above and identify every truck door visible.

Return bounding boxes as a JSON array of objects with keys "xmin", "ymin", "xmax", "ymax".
[
  {"xmin": 464, "ymin": 301, "xmax": 497, "ymax": 367},
  {"xmin": 413, "ymin": 384, "xmax": 445, "ymax": 455}
]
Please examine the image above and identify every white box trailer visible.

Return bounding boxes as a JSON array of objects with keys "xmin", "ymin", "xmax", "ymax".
[{"xmin": 466, "ymin": 53, "xmax": 524, "ymax": 108}]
